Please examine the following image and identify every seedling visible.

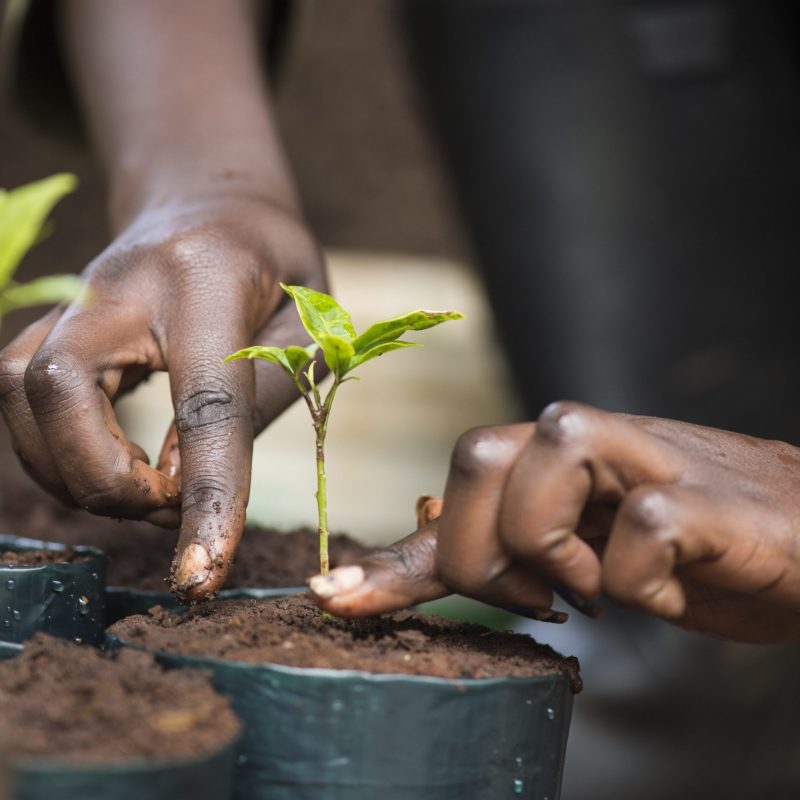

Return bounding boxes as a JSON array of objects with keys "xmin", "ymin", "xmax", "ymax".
[
  {"xmin": 0, "ymin": 173, "xmax": 85, "ymax": 322},
  {"xmin": 226, "ymin": 285, "xmax": 463, "ymax": 575}
]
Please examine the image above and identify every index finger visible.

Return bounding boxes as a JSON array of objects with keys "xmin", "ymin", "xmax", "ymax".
[{"xmin": 166, "ymin": 283, "xmax": 261, "ymax": 601}]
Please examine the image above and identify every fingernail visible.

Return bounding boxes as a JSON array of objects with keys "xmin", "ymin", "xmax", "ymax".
[
  {"xmin": 552, "ymin": 582, "xmax": 603, "ymax": 618},
  {"xmin": 504, "ymin": 606, "xmax": 569, "ymax": 624},
  {"xmin": 174, "ymin": 543, "xmax": 213, "ymax": 591},
  {"xmin": 309, "ymin": 566, "xmax": 365, "ymax": 599},
  {"xmin": 158, "ymin": 444, "xmax": 180, "ymax": 480}
]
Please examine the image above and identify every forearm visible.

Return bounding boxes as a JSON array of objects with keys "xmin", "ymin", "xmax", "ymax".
[{"xmin": 60, "ymin": 0, "xmax": 298, "ymax": 232}]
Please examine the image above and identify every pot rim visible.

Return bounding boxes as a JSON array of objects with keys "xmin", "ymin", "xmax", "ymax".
[
  {"xmin": 105, "ymin": 585, "xmax": 306, "ymax": 601},
  {"xmin": 0, "ymin": 533, "xmax": 106, "ymax": 568},
  {"xmin": 108, "ymin": 633, "xmax": 574, "ymax": 690}
]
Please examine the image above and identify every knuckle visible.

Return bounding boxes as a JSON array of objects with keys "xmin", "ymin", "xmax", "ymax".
[
  {"xmin": 73, "ymin": 482, "xmax": 130, "ymax": 517},
  {"xmin": 174, "ymin": 386, "xmax": 247, "ymax": 434},
  {"xmin": 161, "ymin": 231, "xmax": 222, "ymax": 269},
  {"xmin": 161, "ymin": 231, "xmax": 259, "ymax": 280},
  {"xmin": 620, "ymin": 487, "xmax": 677, "ymax": 534},
  {"xmin": 514, "ymin": 526, "xmax": 574, "ymax": 565},
  {"xmin": 450, "ymin": 426, "xmax": 518, "ymax": 481},
  {"xmin": 376, "ymin": 536, "xmax": 436, "ymax": 586},
  {"xmin": 24, "ymin": 350, "xmax": 82, "ymax": 408},
  {"xmin": 536, "ymin": 401, "xmax": 594, "ymax": 446}
]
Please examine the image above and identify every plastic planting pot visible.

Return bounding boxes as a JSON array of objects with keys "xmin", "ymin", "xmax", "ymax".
[
  {"xmin": 0, "ymin": 640, "xmax": 239, "ymax": 800},
  {"xmin": 9, "ymin": 740, "xmax": 238, "ymax": 800},
  {"xmin": 105, "ymin": 586, "xmax": 306, "ymax": 625},
  {"xmin": 114, "ymin": 640, "xmax": 574, "ymax": 800},
  {"xmin": 0, "ymin": 535, "xmax": 107, "ymax": 645}
]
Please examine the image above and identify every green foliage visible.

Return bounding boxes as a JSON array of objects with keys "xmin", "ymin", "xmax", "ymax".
[
  {"xmin": 226, "ymin": 284, "xmax": 464, "ymax": 382},
  {"xmin": 0, "ymin": 173, "xmax": 84, "ymax": 317},
  {"xmin": 225, "ymin": 284, "xmax": 463, "ymax": 577}
]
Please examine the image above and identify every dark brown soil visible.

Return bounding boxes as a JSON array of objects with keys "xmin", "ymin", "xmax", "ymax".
[
  {"xmin": 0, "ymin": 633, "xmax": 240, "ymax": 764},
  {"xmin": 110, "ymin": 595, "xmax": 582, "ymax": 690},
  {"xmin": 0, "ymin": 548, "xmax": 91, "ymax": 567},
  {"xmin": 0, "ymin": 475, "xmax": 369, "ymax": 590}
]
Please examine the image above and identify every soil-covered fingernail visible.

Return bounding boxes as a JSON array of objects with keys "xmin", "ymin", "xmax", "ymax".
[
  {"xmin": 172, "ymin": 543, "xmax": 213, "ymax": 594},
  {"xmin": 309, "ymin": 566, "xmax": 365, "ymax": 598}
]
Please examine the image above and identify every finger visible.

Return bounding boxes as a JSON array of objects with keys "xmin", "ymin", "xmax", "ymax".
[
  {"xmin": 22, "ymin": 309, "xmax": 181, "ymax": 524},
  {"xmin": 0, "ymin": 310, "xmax": 71, "ymax": 498},
  {"xmin": 434, "ymin": 424, "xmax": 557, "ymax": 612},
  {"xmin": 310, "ymin": 523, "xmax": 449, "ymax": 616},
  {"xmin": 416, "ymin": 495, "xmax": 443, "ymax": 526},
  {"xmin": 601, "ymin": 484, "xmax": 726, "ymax": 618},
  {"xmin": 418, "ymin": 493, "xmax": 599, "ymax": 617},
  {"xmin": 166, "ymin": 257, "xmax": 275, "ymax": 601},
  {"xmin": 311, "ymin": 523, "xmax": 566, "ymax": 622},
  {"xmin": 499, "ymin": 402, "xmax": 681, "ymax": 599},
  {"xmin": 155, "ymin": 297, "xmax": 322, "ymax": 487}
]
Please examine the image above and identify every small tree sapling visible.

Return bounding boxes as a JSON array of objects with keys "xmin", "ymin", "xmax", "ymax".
[
  {"xmin": 225, "ymin": 284, "xmax": 463, "ymax": 575},
  {"xmin": 0, "ymin": 173, "xmax": 85, "ymax": 322}
]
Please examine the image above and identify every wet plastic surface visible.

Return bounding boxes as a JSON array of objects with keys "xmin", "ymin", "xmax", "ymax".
[
  {"xmin": 0, "ymin": 535, "xmax": 106, "ymax": 645},
  {"xmin": 10, "ymin": 739, "xmax": 237, "ymax": 800},
  {"xmin": 141, "ymin": 645, "xmax": 573, "ymax": 800},
  {"xmin": 105, "ymin": 586, "xmax": 306, "ymax": 624}
]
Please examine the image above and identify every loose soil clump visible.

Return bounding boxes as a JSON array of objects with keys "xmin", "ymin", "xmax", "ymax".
[
  {"xmin": 110, "ymin": 595, "xmax": 582, "ymax": 689},
  {"xmin": 0, "ymin": 633, "xmax": 240, "ymax": 764},
  {"xmin": 0, "ymin": 547, "xmax": 91, "ymax": 567},
  {"xmin": 0, "ymin": 474, "xmax": 369, "ymax": 589}
]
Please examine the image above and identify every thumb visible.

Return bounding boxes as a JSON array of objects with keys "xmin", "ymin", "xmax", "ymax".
[{"xmin": 309, "ymin": 523, "xmax": 449, "ymax": 617}]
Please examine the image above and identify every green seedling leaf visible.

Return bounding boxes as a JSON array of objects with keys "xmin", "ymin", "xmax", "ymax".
[
  {"xmin": 0, "ymin": 173, "xmax": 78, "ymax": 289},
  {"xmin": 347, "ymin": 340, "xmax": 420, "ymax": 371},
  {"xmin": 317, "ymin": 332, "xmax": 355, "ymax": 374},
  {"xmin": 224, "ymin": 343, "xmax": 319, "ymax": 378},
  {"xmin": 225, "ymin": 285, "xmax": 463, "ymax": 580},
  {"xmin": 281, "ymin": 285, "xmax": 358, "ymax": 378},
  {"xmin": 282, "ymin": 283, "xmax": 355, "ymax": 340},
  {"xmin": 0, "ymin": 274, "xmax": 86, "ymax": 315},
  {"xmin": 353, "ymin": 309, "xmax": 464, "ymax": 354}
]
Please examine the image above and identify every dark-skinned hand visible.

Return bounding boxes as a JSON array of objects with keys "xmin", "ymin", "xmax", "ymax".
[
  {"xmin": 0, "ymin": 195, "xmax": 325, "ymax": 600},
  {"xmin": 311, "ymin": 401, "xmax": 800, "ymax": 643}
]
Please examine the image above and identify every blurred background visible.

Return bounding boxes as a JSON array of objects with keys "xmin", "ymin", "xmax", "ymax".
[{"xmin": 2, "ymin": 1, "xmax": 800, "ymax": 798}]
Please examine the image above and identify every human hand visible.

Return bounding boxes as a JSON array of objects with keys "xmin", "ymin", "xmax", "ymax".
[
  {"xmin": 0, "ymin": 195, "xmax": 325, "ymax": 600},
  {"xmin": 311, "ymin": 402, "xmax": 800, "ymax": 642}
]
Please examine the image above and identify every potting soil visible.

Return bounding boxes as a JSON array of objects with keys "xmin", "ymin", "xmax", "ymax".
[
  {"xmin": 110, "ymin": 594, "xmax": 582, "ymax": 688},
  {"xmin": 0, "ymin": 633, "xmax": 240, "ymax": 764}
]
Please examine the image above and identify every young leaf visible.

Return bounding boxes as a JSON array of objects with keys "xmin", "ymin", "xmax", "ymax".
[
  {"xmin": 0, "ymin": 274, "xmax": 86, "ymax": 315},
  {"xmin": 0, "ymin": 173, "xmax": 78, "ymax": 290},
  {"xmin": 224, "ymin": 343, "xmax": 318, "ymax": 379},
  {"xmin": 353, "ymin": 310, "xmax": 464, "ymax": 354},
  {"xmin": 317, "ymin": 332, "xmax": 355, "ymax": 375},
  {"xmin": 346, "ymin": 340, "xmax": 421, "ymax": 372},
  {"xmin": 284, "ymin": 343, "xmax": 320, "ymax": 373},
  {"xmin": 281, "ymin": 284, "xmax": 356, "ymax": 345}
]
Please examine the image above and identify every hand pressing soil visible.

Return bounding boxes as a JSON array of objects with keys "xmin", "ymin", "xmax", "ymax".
[
  {"xmin": 0, "ymin": 469, "xmax": 369, "ymax": 590},
  {"xmin": 110, "ymin": 594, "xmax": 582, "ymax": 689},
  {"xmin": 0, "ymin": 634, "xmax": 240, "ymax": 764}
]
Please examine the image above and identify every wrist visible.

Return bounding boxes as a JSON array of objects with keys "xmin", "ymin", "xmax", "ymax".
[{"xmin": 109, "ymin": 142, "xmax": 299, "ymax": 234}]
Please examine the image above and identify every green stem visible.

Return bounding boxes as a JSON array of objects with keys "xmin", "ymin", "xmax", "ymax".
[{"xmin": 314, "ymin": 377, "xmax": 340, "ymax": 576}]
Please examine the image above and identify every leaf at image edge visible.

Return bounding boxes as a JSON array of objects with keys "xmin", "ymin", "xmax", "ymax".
[{"xmin": 0, "ymin": 173, "xmax": 79, "ymax": 289}]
